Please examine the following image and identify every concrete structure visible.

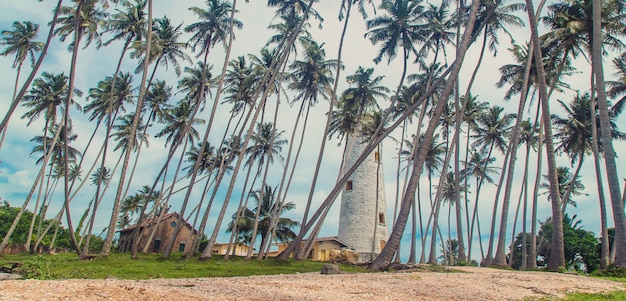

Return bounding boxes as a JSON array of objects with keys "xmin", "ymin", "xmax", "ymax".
[
  {"xmin": 270, "ymin": 237, "xmax": 351, "ymax": 261},
  {"xmin": 211, "ymin": 243, "xmax": 252, "ymax": 257},
  {"xmin": 338, "ymin": 135, "xmax": 389, "ymax": 262},
  {"xmin": 117, "ymin": 212, "xmax": 197, "ymax": 253}
]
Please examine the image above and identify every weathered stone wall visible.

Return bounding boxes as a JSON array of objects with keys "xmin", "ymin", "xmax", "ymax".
[{"xmin": 337, "ymin": 136, "xmax": 388, "ymax": 260}]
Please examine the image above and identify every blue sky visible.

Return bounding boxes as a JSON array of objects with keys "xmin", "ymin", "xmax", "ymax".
[{"xmin": 0, "ymin": 0, "xmax": 625, "ymax": 262}]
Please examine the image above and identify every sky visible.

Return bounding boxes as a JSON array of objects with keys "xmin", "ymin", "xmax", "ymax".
[{"xmin": 0, "ymin": 0, "xmax": 625, "ymax": 263}]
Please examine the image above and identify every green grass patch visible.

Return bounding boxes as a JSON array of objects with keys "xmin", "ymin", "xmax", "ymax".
[
  {"xmin": 0, "ymin": 252, "xmax": 366, "ymax": 280},
  {"xmin": 526, "ymin": 290, "xmax": 626, "ymax": 300}
]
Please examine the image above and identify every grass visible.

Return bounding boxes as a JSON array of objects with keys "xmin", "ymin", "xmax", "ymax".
[
  {"xmin": 526, "ymin": 290, "xmax": 626, "ymax": 300},
  {"xmin": 0, "ymin": 252, "xmax": 366, "ymax": 280}
]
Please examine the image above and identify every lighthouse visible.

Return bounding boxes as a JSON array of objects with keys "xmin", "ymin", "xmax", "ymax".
[{"xmin": 337, "ymin": 135, "xmax": 388, "ymax": 262}]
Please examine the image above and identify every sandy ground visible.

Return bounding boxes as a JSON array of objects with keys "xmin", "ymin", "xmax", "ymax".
[{"xmin": 0, "ymin": 266, "xmax": 624, "ymax": 300}]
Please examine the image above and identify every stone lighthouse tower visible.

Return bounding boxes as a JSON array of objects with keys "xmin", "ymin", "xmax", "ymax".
[{"xmin": 337, "ymin": 135, "xmax": 388, "ymax": 262}]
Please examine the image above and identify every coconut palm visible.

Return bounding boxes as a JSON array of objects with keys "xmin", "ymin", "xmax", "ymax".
[
  {"xmin": 267, "ymin": 0, "xmax": 323, "ymax": 23},
  {"xmin": 110, "ymin": 113, "xmax": 149, "ymax": 153},
  {"xmin": 30, "ymin": 124, "xmax": 81, "ymax": 169},
  {"xmin": 523, "ymin": 0, "xmax": 567, "ymax": 270},
  {"xmin": 266, "ymin": 10, "xmax": 313, "ymax": 54},
  {"xmin": 608, "ymin": 52, "xmax": 626, "ymax": 119},
  {"xmin": 0, "ymin": 1, "xmax": 64, "ymax": 145},
  {"xmin": 227, "ymin": 184, "xmax": 299, "ymax": 255},
  {"xmin": 553, "ymin": 93, "xmax": 626, "ymax": 213},
  {"xmin": 0, "ymin": 21, "xmax": 44, "ymax": 104},
  {"xmin": 286, "ymin": 40, "xmax": 338, "ymax": 223},
  {"xmin": 131, "ymin": 16, "xmax": 190, "ymax": 78},
  {"xmin": 185, "ymin": 0, "xmax": 242, "ymax": 104},
  {"xmin": 471, "ymin": 105, "xmax": 515, "ymax": 264},
  {"xmin": 21, "ymin": 72, "xmax": 82, "ymax": 129}
]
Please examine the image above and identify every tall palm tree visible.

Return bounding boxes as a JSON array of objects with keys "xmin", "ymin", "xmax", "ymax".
[
  {"xmin": 132, "ymin": 16, "xmax": 190, "ymax": 78},
  {"xmin": 101, "ymin": 0, "xmax": 154, "ymax": 256},
  {"xmin": 0, "ymin": 21, "xmax": 44, "ymax": 135},
  {"xmin": 185, "ymin": 0, "xmax": 242, "ymax": 102},
  {"xmin": 287, "ymin": 40, "xmax": 339, "ymax": 225},
  {"xmin": 227, "ymin": 185, "xmax": 299, "ymax": 256},
  {"xmin": 591, "ymin": 0, "xmax": 626, "ymax": 268},
  {"xmin": 471, "ymin": 105, "xmax": 515, "ymax": 265},
  {"xmin": 0, "ymin": 0, "xmax": 63, "ymax": 145},
  {"xmin": 524, "ymin": 0, "xmax": 567, "ymax": 270},
  {"xmin": 463, "ymin": 150, "xmax": 498, "ymax": 260},
  {"xmin": 553, "ymin": 93, "xmax": 626, "ymax": 213},
  {"xmin": 158, "ymin": 1, "xmax": 241, "ymax": 259},
  {"xmin": 110, "ymin": 113, "xmax": 149, "ymax": 153},
  {"xmin": 56, "ymin": 0, "xmax": 109, "ymax": 256}
]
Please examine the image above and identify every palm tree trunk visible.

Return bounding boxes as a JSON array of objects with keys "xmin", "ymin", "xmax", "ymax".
[
  {"xmin": 492, "ymin": 63, "xmax": 533, "ymax": 267},
  {"xmin": 525, "ymin": 0, "xmax": 565, "ymax": 270},
  {"xmin": 592, "ymin": 0, "xmax": 626, "ymax": 267},
  {"xmin": 62, "ymin": 0, "xmax": 84, "ymax": 257},
  {"xmin": 528, "ymin": 117, "xmax": 543, "ymax": 269},
  {"xmin": 521, "ymin": 136, "xmax": 532, "ymax": 269},
  {"xmin": 589, "ymin": 73, "xmax": 609, "ymax": 269},
  {"xmin": 508, "ymin": 173, "xmax": 526, "ymax": 267},
  {"xmin": 102, "ymin": 0, "xmax": 153, "ymax": 256}
]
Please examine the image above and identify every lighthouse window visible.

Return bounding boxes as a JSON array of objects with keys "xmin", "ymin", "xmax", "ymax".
[
  {"xmin": 378, "ymin": 213, "xmax": 385, "ymax": 224},
  {"xmin": 374, "ymin": 151, "xmax": 379, "ymax": 162},
  {"xmin": 346, "ymin": 180, "xmax": 353, "ymax": 191}
]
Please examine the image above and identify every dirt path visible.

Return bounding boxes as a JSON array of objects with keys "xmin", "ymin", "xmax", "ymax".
[{"xmin": 0, "ymin": 266, "xmax": 624, "ymax": 300}]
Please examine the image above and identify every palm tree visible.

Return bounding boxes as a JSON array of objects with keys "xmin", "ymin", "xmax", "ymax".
[
  {"xmin": 185, "ymin": 0, "xmax": 242, "ymax": 102},
  {"xmin": 524, "ymin": 0, "xmax": 567, "ymax": 271},
  {"xmin": 463, "ymin": 150, "xmax": 498, "ymax": 260},
  {"xmin": 471, "ymin": 105, "xmax": 515, "ymax": 265},
  {"xmin": 591, "ymin": 0, "xmax": 626, "ymax": 268},
  {"xmin": 0, "ymin": 1, "xmax": 63, "ymax": 145},
  {"xmin": 21, "ymin": 72, "xmax": 82, "ymax": 129},
  {"xmin": 227, "ymin": 185, "xmax": 299, "ymax": 256},
  {"xmin": 287, "ymin": 40, "xmax": 339, "ymax": 226},
  {"xmin": 540, "ymin": 166, "xmax": 587, "ymax": 209},
  {"xmin": 608, "ymin": 53, "xmax": 626, "ymax": 113},
  {"xmin": 101, "ymin": 0, "xmax": 154, "ymax": 256},
  {"xmin": 110, "ymin": 113, "xmax": 149, "ymax": 153},
  {"xmin": 0, "ymin": 21, "xmax": 44, "ymax": 132},
  {"xmin": 30, "ymin": 124, "xmax": 81, "ymax": 170},
  {"xmin": 56, "ymin": 0, "xmax": 109, "ymax": 256},
  {"xmin": 132, "ymin": 16, "xmax": 190, "ymax": 78},
  {"xmin": 553, "ymin": 93, "xmax": 626, "ymax": 213}
]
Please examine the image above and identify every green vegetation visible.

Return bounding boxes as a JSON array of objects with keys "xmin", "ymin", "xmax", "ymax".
[
  {"xmin": 527, "ymin": 290, "xmax": 626, "ymax": 300},
  {"xmin": 0, "ymin": 252, "xmax": 365, "ymax": 280}
]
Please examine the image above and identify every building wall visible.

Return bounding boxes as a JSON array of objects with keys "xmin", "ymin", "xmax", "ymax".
[
  {"xmin": 211, "ymin": 243, "xmax": 251, "ymax": 257},
  {"xmin": 337, "ymin": 135, "xmax": 388, "ymax": 260},
  {"xmin": 309, "ymin": 240, "xmax": 344, "ymax": 261},
  {"xmin": 118, "ymin": 214, "xmax": 196, "ymax": 253}
]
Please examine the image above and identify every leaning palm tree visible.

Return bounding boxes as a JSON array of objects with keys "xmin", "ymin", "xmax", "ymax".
[
  {"xmin": 0, "ymin": 21, "xmax": 44, "ymax": 146},
  {"xmin": 161, "ymin": 0, "xmax": 243, "ymax": 260},
  {"xmin": 0, "ymin": 0, "xmax": 64, "ymax": 143},
  {"xmin": 55, "ymin": 0, "xmax": 109, "ymax": 256},
  {"xmin": 553, "ymin": 92, "xmax": 626, "ymax": 213},
  {"xmin": 242, "ymin": 122, "xmax": 287, "ymax": 258},
  {"xmin": 472, "ymin": 105, "xmax": 515, "ymax": 265},
  {"xmin": 287, "ymin": 40, "xmax": 338, "ymax": 224},
  {"xmin": 523, "ymin": 0, "xmax": 567, "ymax": 270},
  {"xmin": 227, "ymin": 184, "xmax": 299, "ymax": 257}
]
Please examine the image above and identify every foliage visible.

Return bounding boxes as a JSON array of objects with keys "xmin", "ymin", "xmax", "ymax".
[
  {"xmin": 0, "ymin": 252, "xmax": 366, "ymax": 280},
  {"xmin": 536, "ymin": 215, "xmax": 599, "ymax": 273},
  {"xmin": 0, "ymin": 201, "xmax": 104, "ymax": 253},
  {"xmin": 509, "ymin": 232, "xmax": 538, "ymax": 270}
]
